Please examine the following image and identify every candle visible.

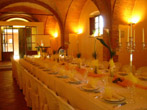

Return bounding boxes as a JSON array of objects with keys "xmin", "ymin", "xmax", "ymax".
[
  {"xmin": 134, "ymin": 30, "xmax": 135, "ymax": 43},
  {"xmin": 41, "ymin": 40, "xmax": 44, "ymax": 46},
  {"xmin": 127, "ymin": 27, "xmax": 129, "ymax": 42},
  {"xmin": 142, "ymin": 28, "xmax": 145, "ymax": 43},
  {"xmin": 131, "ymin": 24, "xmax": 133, "ymax": 37},
  {"xmin": 130, "ymin": 53, "xmax": 133, "ymax": 62},
  {"xmin": 119, "ymin": 29, "xmax": 121, "ymax": 43},
  {"xmin": 130, "ymin": 53, "xmax": 133, "ymax": 70}
]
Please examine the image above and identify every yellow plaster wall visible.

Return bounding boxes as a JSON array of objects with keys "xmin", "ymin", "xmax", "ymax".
[
  {"xmin": 68, "ymin": 0, "xmax": 103, "ymax": 61},
  {"xmin": 118, "ymin": 0, "xmax": 147, "ymax": 69}
]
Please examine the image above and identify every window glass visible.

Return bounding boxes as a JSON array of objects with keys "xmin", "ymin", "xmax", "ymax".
[
  {"xmin": 1, "ymin": 26, "xmax": 14, "ymax": 52},
  {"xmin": 8, "ymin": 44, "xmax": 13, "ymax": 52},
  {"xmin": 90, "ymin": 15, "xmax": 104, "ymax": 36},
  {"xmin": 26, "ymin": 26, "xmax": 37, "ymax": 51}
]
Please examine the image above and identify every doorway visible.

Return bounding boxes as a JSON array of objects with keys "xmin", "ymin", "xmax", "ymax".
[
  {"xmin": 1, "ymin": 26, "xmax": 15, "ymax": 61},
  {"xmin": 1, "ymin": 26, "xmax": 22, "ymax": 61},
  {"xmin": 0, "ymin": 26, "xmax": 37, "ymax": 61}
]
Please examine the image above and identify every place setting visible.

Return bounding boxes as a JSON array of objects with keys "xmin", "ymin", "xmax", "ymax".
[
  {"xmin": 42, "ymin": 68, "xmax": 51, "ymax": 71},
  {"xmin": 68, "ymin": 77, "xmax": 82, "ymax": 85},
  {"xmin": 79, "ymin": 79, "xmax": 101, "ymax": 93},
  {"xmin": 65, "ymin": 70, "xmax": 82, "ymax": 85},
  {"xmin": 136, "ymin": 72, "xmax": 147, "ymax": 81},
  {"xmin": 46, "ymin": 69, "xmax": 58, "ymax": 75},
  {"xmin": 97, "ymin": 86, "xmax": 127, "ymax": 109},
  {"xmin": 56, "ymin": 74, "xmax": 69, "ymax": 79}
]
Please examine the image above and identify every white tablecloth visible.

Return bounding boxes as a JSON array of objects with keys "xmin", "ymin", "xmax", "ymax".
[{"xmin": 17, "ymin": 58, "xmax": 147, "ymax": 110}]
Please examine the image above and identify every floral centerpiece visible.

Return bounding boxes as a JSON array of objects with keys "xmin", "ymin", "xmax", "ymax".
[
  {"xmin": 96, "ymin": 29, "xmax": 116, "ymax": 77},
  {"xmin": 36, "ymin": 43, "xmax": 41, "ymax": 56}
]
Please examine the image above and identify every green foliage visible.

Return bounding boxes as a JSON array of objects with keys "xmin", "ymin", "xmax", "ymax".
[
  {"xmin": 77, "ymin": 53, "xmax": 81, "ymax": 58},
  {"xmin": 92, "ymin": 51, "xmax": 97, "ymax": 59},
  {"xmin": 53, "ymin": 50, "xmax": 56, "ymax": 54},
  {"xmin": 37, "ymin": 46, "xmax": 40, "ymax": 51},
  {"xmin": 96, "ymin": 38, "xmax": 116, "ymax": 58}
]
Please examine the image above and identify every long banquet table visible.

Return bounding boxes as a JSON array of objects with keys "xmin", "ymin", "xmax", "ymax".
[{"xmin": 12, "ymin": 58, "xmax": 147, "ymax": 110}]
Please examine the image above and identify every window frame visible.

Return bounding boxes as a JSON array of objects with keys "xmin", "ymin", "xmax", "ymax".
[{"xmin": 89, "ymin": 15, "xmax": 104, "ymax": 36}]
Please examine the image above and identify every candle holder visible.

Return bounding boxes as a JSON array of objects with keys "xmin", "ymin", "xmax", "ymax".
[
  {"xmin": 142, "ymin": 42, "xmax": 146, "ymax": 50},
  {"xmin": 117, "ymin": 42, "xmax": 122, "ymax": 51},
  {"xmin": 127, "ymin": 37, "xmax": 135, "ymax": 52},
  {"xmin": 118, "ymin": 23, "xmax": 146, "ymax": 74}
]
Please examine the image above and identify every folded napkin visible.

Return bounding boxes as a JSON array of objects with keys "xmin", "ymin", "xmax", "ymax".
[
  {"xmin": 87, "ymin": 79, "xmax": 97, "ymax": 88},
  {"xmin": 91, "ymin": 59, "xmax": 99, "ymax": 67},
  {"xmin": 68, "ymin": 70, "xmax": 75, "ymax": 78},
  {"xmin": 113, "ymin": 75, "xmax": 147, "ymax": 90},
  {"xmin": 126, "ymin": 72, "xmax": 138, "ymax": 83},
  {"xmin": 75, "ymin": 67, "xmax": 86, "ymax": 74},
  {"xmin": 88, "ymin": 72, "xmax": 107, "ymax": 77},
  {"xmin": 103, "ymin": 86, "xmax": 113, "ymax": 99},
  {"xmin": 84, "ymin": 80, "xmax": 97, "ymax": 89},
  {"xmin": 75, "ymin": 67, "xmax": 108, "ymax": 78}
]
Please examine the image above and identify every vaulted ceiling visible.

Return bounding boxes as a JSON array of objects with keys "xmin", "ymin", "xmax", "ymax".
[{"xmin": 0, "ymin": 0, "xmax": 136, "ymax": 47}]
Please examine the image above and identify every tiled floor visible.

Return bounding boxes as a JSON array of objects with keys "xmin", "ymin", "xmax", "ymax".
[
  {"xmin": 0, "ymin": 61, "xmax": 12, "ymax": 70},
  {"xmin": 0, "ymin": 69, "xmax": 31, "ymax": 110}
]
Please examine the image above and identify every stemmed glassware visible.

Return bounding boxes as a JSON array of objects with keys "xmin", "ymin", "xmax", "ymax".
[{"xmin": 127, "ymin": 84, "xmax": 136, "ymax": 104}]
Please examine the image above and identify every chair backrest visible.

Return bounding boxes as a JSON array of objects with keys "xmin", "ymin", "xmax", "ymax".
[
  {"xmin": 43, "ymin": 86, "xmax": 59, "ymax": 110},
  {"xmin": 57, "ymin": 96, "xmax": 75, "ymax": 110},
  {"xmin": 29, "ymin": 74, "xmax": 39, "ymax": 94},
  {"xmin": 37, "ymin": 80, "xmax": 48, "ymax": 110}
]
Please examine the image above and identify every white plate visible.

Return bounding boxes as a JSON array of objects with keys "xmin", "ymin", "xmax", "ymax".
[
  {"xmin": 48, "ymin": 71, "xmax": 58, "ymax": 74},
  {"xmin": 80, "ymin": 85, "xmax": 99, "ymax": 92},
  {"xmin": 68, "ymin": 79, "xmax": 81, "ymax": 84},
  {"xmin": 103, "ymin": 94, "xmax": 125, "ymax": 103},
  {"xmin": 138, "ymin": 76, "xmax": 147, "ymax": 81},
  {"xmin": 56, "ymin": 75, "xmax": 68, "ymax": 78},
  {"xmin": 43, "ymin": 69, "xmax": 51, "ymax": 71},
  {"xmin": 118, "ymin": 72, "xmax": 128, "ymax": 76}
]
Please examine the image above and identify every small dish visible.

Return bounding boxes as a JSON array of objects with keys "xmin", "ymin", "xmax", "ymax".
[
  {"xmin": 48, "ymin": 71, "xmax": 58, "ymax": 75},
  {"xmin": 118, "ymin": 72, "xmax": 128, "ymax": 76},
  {"xmin": 80, "ymin": 85, "xmax": 99, "ymax": 92},
  {"xmin": 138, "ymin": 76, "xmax": 147, "ymax": 81},
  {"xmin": 68, "ymin": 78, "xmax": 81, "ymax": 84},
  {"xmin": 56, "ymin": 75, "xmax": 68, "ymax": 78},
  {"xmin": 103, "ymin": 94, "xmax": 125, "ymax": 103},
  {"xmin": 43, "ymin": 69, "xmax": 51, "ymax": 71},
  {"xmin": 38, "ymin": 67, "xmax": 45, "ymax": 69}
]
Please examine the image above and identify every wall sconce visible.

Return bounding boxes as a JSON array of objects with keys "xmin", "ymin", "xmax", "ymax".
[
  {"xmin": 54, "ymin": 32, "xmax": 58, "ymax": 38},
  {"xmin": 77, "ymin": 28, "xmax": 83, "ymax": 34}
]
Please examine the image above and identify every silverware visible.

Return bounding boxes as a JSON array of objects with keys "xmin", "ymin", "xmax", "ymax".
[{"xmin": 113, "ymin": 102, "xmax": 127, "ymax": 109}]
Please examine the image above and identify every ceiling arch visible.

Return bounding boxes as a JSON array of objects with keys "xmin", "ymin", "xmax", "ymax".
[
  {"xmin": 0, "ymin": 0, "xmax": 64, "ymax": 46},
  {"xmin": 2, "ymin": 2, "xmax": 53, "ymax": 14}
]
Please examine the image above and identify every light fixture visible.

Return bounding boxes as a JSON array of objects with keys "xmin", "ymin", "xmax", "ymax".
[
  {"xmin": 6, "ymin": 18, "xmax": 29, "ymax": 22},
  {"xmin": 13, "ymin": 55, "xmax": 20, "ymax": 60},
  {"xmin": 4, "ymin": 29, "xmax": 18, "ymax": 33},
  {"xmin": 54, "ymin": 32, "xmax": 58, "ymax": 38},
  {"xmin": 77, "ymin": 28, "xmax": 83, "ymax": 34},
  {"xmin": 13, "ymin": 25, "xmax": 25, "ymax": 28}
]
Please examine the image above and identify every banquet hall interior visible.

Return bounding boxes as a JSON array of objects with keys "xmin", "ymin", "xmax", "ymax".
[{"xmin": 0, "ymin": 0, "xmax": 147, "ymax": 110}]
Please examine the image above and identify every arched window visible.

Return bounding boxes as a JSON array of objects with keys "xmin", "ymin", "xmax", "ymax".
[{"xmin": 90, "ymin": 15, "xmax": 104, "ymax": 36}]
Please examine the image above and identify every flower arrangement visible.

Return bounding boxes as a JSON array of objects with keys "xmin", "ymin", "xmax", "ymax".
[
  {"xmin": 76, "ymin": 53, "xmax": 81, "ymax": 58},
  {"xmin": 96, "ymin": 29, "xmax": 116, "ymax": 76},
  {"xmin": 96, "ymin": 37, "xmax": 116, "ymax": 59}
]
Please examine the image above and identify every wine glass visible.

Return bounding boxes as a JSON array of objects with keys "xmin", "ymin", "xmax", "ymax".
[{"xmin": 127, "ymin": 84, "xmax": 136, "ymax": 104}]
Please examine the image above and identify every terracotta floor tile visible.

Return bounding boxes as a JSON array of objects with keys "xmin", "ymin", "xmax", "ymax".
[{"xmin": 0, "ymin": 70, "xmax": 31, "ymax": 110}]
